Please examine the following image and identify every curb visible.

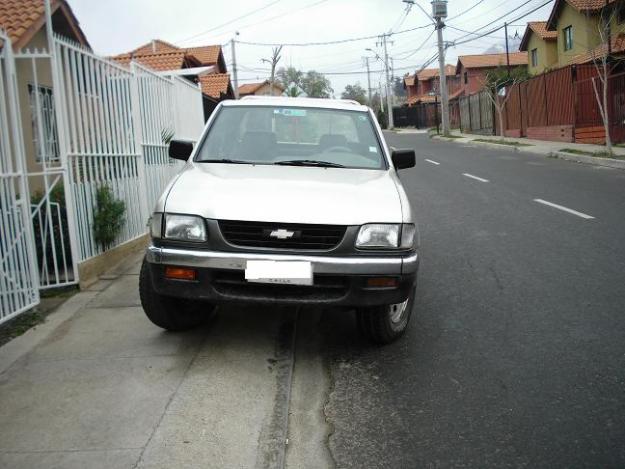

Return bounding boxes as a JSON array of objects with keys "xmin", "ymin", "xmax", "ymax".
[
  {"xmin": 431, "ymin": 135, "xmax": 625, "ymax": 170},
  {"xmin": 550, "ymin": 151, "xmax": 625, "ymax": 170}
]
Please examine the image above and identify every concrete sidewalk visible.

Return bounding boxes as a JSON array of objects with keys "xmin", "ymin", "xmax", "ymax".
[
  {"xmin": 0, "ymin": 249, "xmax": 291, "ymax": 469},
  {"xmin": 428, "ymin": 130, "xmax": 625, "ymax": 170}
]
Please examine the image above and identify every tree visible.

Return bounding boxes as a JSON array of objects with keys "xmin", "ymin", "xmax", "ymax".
[
  {"xmin": 284, "ymin": 85, "xmax": 302, "ymax": 97},
  {"xmin": 341, "ymin": 83, "xmax": 367, "ymax": 104},
  {"xmin": 301, "ymin": 70, "xmax": 333, "ymax": 98},
  {"xmin": 586, "ymin": 4, "xmax": 621, "ymax": 155},
  {"xmin": 261, "ymin": 46, "xmax": 283, "ymax": 95},
  {"xmin": 276, "ymin": 66, "xmax": 304, "ymax": 89},
  {"xmin": 394, "ymin": 76, "xmax": 407, "ymax": 98},
  {"xmin": 480, "ymin": 66, "xmax": 529, "ymax": 137}
]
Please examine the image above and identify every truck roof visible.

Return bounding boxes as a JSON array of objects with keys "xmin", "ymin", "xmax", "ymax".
[{"xmin": 222, "ymin": 96, "xmax": 370, "ymax": 112}]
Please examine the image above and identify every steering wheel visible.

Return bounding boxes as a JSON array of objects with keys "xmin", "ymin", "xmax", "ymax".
[{"xmin": 322, "ymin": 145, "xmax": 351, "ymax": 153}]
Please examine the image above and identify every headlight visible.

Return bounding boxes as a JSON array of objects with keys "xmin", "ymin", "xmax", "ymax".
[
  {"xmin": 356, "ymin": 223, "xmax": 415, "ymax": 249},
  {"xmin": 164, "ymin": 214, "xmax": 207, "ymax": 242}
]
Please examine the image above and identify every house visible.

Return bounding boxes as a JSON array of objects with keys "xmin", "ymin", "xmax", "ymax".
[
  {"xmin": 111, "ymin": 39, "xmax": 234, "ymax": 119},
  {"xmin": 519, "ymin": 22, "xmax": 558, "ymax": 74},
  {"xmin": 0, "ymin": 0, "xmax": 89, "ymax": 192},
  {"xmin": 545, "ymin": 0, "xmax": 615, "ymax": 66},
  {"xmin": 238, "ymin": 80, "xmax": 285, "ymax": 97},
  {"xmin": 455, "ymin": 52, "xmax": 528, "ymax": 95},
  {"xmin": 403, "ymin": 65, "xmax": 459, "ymax": 106},
  {"xmin": 543, "ymin": 0, "xmax": 625, "ymax": 66}
]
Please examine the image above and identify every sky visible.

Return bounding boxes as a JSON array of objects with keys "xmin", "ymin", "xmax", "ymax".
[{"xmin": 69, "ymin": 0, "xmax": 555, "ymax": 96}]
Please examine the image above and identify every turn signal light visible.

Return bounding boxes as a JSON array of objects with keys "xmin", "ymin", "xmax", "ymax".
[
  {"xmin": 366, "ymin": 277, "xmax": 399, "ymax": 288},
  {"xmin": 165, "ymin": 266, "xmax": 197, "ymax": 281}
]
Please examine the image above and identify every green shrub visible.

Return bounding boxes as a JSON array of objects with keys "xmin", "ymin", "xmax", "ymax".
[{"xmin": 93, "ymin": 185, "xmax": 125, "ymax": 250}]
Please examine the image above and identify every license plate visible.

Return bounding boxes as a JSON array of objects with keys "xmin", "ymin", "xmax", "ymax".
[{"xmin": 245, "ymin": 260, "xmax": 313, "ymax": 286}]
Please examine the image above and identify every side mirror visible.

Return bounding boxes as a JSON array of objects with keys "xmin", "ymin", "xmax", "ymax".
[
  {"xmin": 169, "ymin": 139, "xmax": 194, "ymax": 161},
  {"xmin": 391, "ymin": 149, "xmax": 416, "ymax": 170}
]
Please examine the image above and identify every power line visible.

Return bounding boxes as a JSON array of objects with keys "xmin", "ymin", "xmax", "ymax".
[
  {"xmin": 236, "ymin": 22, "xmax": 432, "ymax": 47},
  {"xmin": 451, "ymin": 0, "xmax": 546, "ymax": 43},
  {"xmin": 446, "ymin": 25, "xmax": 504, "ymax": 41},
  {"xmin": 446, "ymin": 0, "xmax": 486, "ymax": 21},
  {"xmin": 393, "ymin": 29, "xmax": 435, "ymax": 60},
  {"xmin": 176, "ymin": 0, "xmax": 282, "ymax": 44},
  {"xmin": 451, "ymin": 0, "xmax": 554, "ymax": 46},
  {"xmin": 222, "ymin": 0, "xmax": 329, "ymax": 41}
]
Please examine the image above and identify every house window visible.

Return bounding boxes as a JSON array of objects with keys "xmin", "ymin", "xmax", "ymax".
[
  {"xmin": 463, "ymin": 71, "xmax": 468, "ymax": 84},
  {"xmin": 563, "ymin": 26, "xmax": 573, "ymax": 51},
  {"xmin": 28, "ymin": 84, "xmax": 59, "ymax": 163},
  {"xmin": 531, "ymin": 48, "xmax": 538, "ymax": 67}
]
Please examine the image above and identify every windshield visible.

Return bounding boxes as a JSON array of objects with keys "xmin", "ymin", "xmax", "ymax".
[{"xmin": 194, "ymin": 105, "xmax": 386, "ymax": 169}]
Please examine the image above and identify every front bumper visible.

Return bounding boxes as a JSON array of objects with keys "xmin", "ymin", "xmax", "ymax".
[{"xmin": 145, "ymin": 245, "xmax": 419, "ymax": 306}]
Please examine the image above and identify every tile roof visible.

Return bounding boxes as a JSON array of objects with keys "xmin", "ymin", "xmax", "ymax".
[
  {"xmin": 529, "ymin": 22, "xmax": 558, "ymax": 40},
  {"xmin": 566, "ymin": 0, "xmax": 615, "ymax": 11},
  {"xmin": 417, "ymin": 64, "xmax": 456, "ymax": 80},
  {"xmin": 185, "ymin": 45, "xmax": 221, "ymax": 65},
  {"xmin": 0, "ymin": 0, "xmax": 88, "ymax": 49},
  {"xmin": 404, "ymin": 74, "xmax": 416, "ymax": 87},
  {"xmin": 520, "ymin": 21, "xmax": 558, "ymax": 51},
  {"xmin": 546, "ymin": 0, "xmax": 617, "ymax": 29},
  {"xmin": 0, "ymin": 0, "xmax": 46, "ymax": 46},
  {"xmin": 238, "ymin": 80, "xmax": 284, "ymax": 95},
  {"xmin": 199, "ymin": 73, "xmax": 231, "ymax": 98},
  {"xmin": 406, "ymin": 94, "xmax": 438, "ymax": 105},
  {"xmin": 130, "ymin": 39, "xmax": 179, "ymax": 55},
  {"xmin": 111, "ymin": 51, "xmax": 196, "ymax": 71},
  {"xmin": 112, "ymin": 41, "xmax": 223, "ymax": 68},
  {"xmin": 458, "ymin": 51, "xmax": 528, "ymax": 69},
  {"xmin": 567, "ymin": 33, "xmax": 625, "ymax": 64}
]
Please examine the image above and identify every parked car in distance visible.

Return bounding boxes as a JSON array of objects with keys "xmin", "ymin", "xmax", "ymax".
[{"xmin": 140, "ymin": 97, "xmax": 419, "ymax": 344}]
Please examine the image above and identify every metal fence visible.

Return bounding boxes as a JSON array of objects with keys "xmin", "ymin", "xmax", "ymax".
[
  {"xmin": 0, "ymin": 31, "xmax": 40, "ymax": 321},
  {"xmin": 496, "ymin": 64, "xmax": 625, "ymax": 143},
  {"xmin": 0, "ymin": 30, "xmax": 204, "ymax": 323}
]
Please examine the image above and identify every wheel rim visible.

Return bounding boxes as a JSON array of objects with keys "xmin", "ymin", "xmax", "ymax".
[{"xmin": 389, "ymin": 298, "xmax": 409, "ymax": 324}]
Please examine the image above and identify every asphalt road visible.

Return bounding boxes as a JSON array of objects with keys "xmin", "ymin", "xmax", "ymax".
[{"xmin": 316, "ymin": 132, "xmax": 625, "ymax": 468}]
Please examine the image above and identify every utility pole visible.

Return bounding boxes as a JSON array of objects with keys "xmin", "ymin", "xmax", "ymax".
[
  {"xmin": 231, "ymin": 34, "xmax": 239, "ymax": 98},
  {"xmin": 363, "ymin": 56, "xmax": 373, "ymax": 105},
  {"xmin": 390, "ymin": 57, "xmax": 395, "ymax": 107},
  {"xmin": 379, "ymin": 81, "xmax": 385, "ymax": 113},
  {"xmin": 504, "ymin": 22, "xmax": 511, "ymax": 77},
  {"xmin": 379, "ymin": 33, "xmax": 394, "ymax": 129},
  {"xmin": 433, "ymin": 1, "xmax": 450, "ymax": 136}
]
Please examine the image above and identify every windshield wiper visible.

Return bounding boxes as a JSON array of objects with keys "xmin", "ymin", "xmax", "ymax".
[
  {"xmin": 197, "ymin": 158, "xmax": 253, "ymax": 164},
  {"xmin": 274, "ymin": 159, "xmax": 345, "ymax": 168}
]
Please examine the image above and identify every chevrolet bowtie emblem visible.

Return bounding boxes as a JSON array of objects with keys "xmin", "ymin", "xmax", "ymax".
[{"xmin": 269, "ymin": 229, "xmax": 295, "ymax": 239}]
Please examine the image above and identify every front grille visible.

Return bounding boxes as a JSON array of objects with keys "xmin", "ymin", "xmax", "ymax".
[
  {"xmin": 212, "ymin": 270, "xmax": 348, "ymax": 302},
  {"xmin": 218, "ymin": 220, "xmax": 346, "ymax": 250}
]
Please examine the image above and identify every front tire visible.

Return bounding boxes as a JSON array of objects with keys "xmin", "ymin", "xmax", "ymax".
[
  {"xmin": 356, "ymin": 286, "xmax": 416, "ymax": 345},
  {"xmin": 139, "ymin": 258, "xmax": 215, "ymax": 331}
]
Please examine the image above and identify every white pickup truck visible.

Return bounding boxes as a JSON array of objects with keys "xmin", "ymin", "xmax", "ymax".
[{"xmin": 141, "ymin": 97, "xmax": 419, "ymax": 344}]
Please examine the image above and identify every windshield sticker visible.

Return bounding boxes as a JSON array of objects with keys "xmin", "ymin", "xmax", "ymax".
[
  {"xmin": 369, "ymin": 146, "xmax": 377, "ymax": 153},
  {"xmin": 358, "ymin": 115, "xmax": 367, "ymax": 121},
  {"xmin": 274, "ymin": 108, "xmax": 307, "ymax": 117}
]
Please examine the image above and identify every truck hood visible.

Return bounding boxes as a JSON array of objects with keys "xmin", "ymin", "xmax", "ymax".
[{"xmin": 164, "ymin": 163, "xmax": 403, "ymax": 225}]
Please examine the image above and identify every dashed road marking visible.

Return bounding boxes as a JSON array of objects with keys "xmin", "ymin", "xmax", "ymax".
[
  {"xmin": 462, "ymin": 173, "xmax": 489, "ymax": 183},
  {"xmin": 533, "ymin": 199, "xmax": 595, "ymax": 220},
  {"xmin": 425, "ymin": 159, "xmax": 440, "ymax": 165}
]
